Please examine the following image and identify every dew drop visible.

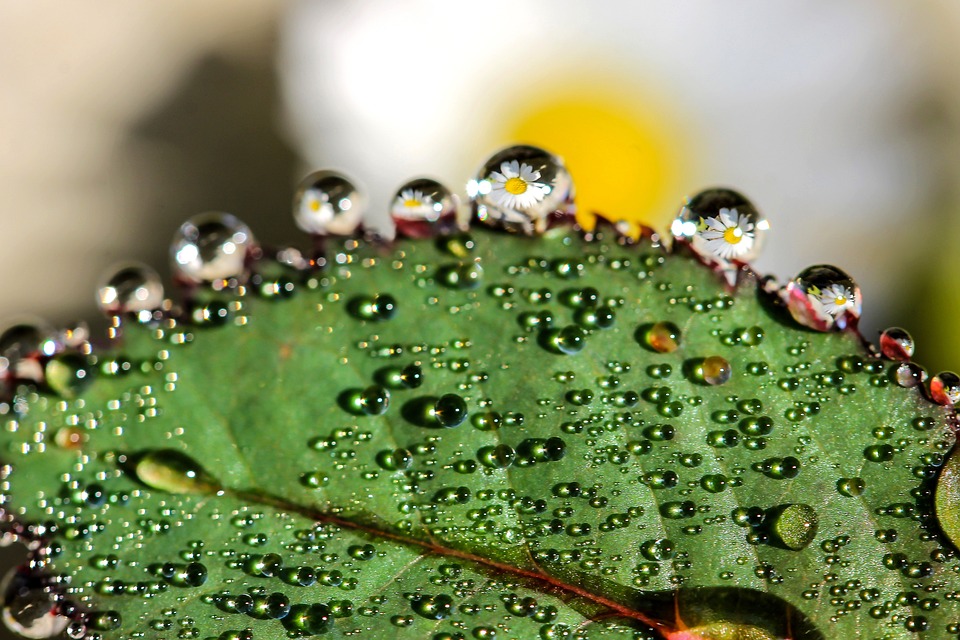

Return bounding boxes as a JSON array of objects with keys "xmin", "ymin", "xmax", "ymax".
[
  {"xmin": 171, "ymin": 212, "xmax": 255, "ymax": 284},
  {"xmin": 437, "ymin": 263, "xmax": 484, "ymax": 289},
  {"xmin": 930, "ymin": 372, "xmax": 960, "ymax": 406},
  {"xmin": 293, "ymin": 170, "xmax": 365, "ymax": 236},
  {"xmin": 44, "ymin": 354, "xmax": 94, "ymax": 399},
  {"xmin": 432, "ymin": 394, "xmax": 468, "ymax": 428},
  {"xmin": 286, "ymin": 603, "xmax": 334, "ymax": 634},
  {"xmin": 468, "ymin": 145, "xmax": 574, "ymax": 235},
  {"xmin": 697, "ymin": 356, "xmax": 732, "ymax": 386},
  {"xmin": 97, "ymin": 262, "xmax": 165, "ymax": 318},
  {"xmin": 541, "ymin": 326, "xmax": 586, "ymax": 355},
  {"xmin": 893, "ymin": 362, "xmax": 926, "ymax": 388},
  {"xmin": 879, "ymin": 327, "xmax": 914, "ymax": 361},
  {"xmin": 785, "ymin": 265, "xmax": 861, "ymax": 331},
  {"xmin": 837, "ymin": 477, "xmax": 865, "ymax": 497},
  {"xmin": 641, "ymin": 322, "xmax": 681, "ymax": 353},
  {"xmin": 410, "ymin": 594, "xmax": 453, "ymax": 620},
  {"xmin": 767, "ymin": 504, "xmax": 818, "ymax": 551},
  {"xmin": 670, "ymin": 188, "xmax": 767, "ymax": 264},
  {"xmin": 478, "ymin": 445, "xmax": 516, "ymax": 469},
  {"xmin": 133, "ymin": 449, "xmax": 221, "ymax": 495},
  {"xmin": 389, "ymin": 178, "xmax": 460, "ymax": 238},
  {"xmin": 0, "ymin": 571, "xmax": 69, "ymax": 639}
]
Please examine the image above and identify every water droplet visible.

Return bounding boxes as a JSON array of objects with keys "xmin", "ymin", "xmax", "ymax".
[
  {"xmin": 573, "ymin": 306, "xmax": 615, "ymax": 330},
  {"xmin": 670, "ymin": 188, "xmax": 767, "ymax": 264},
  {"xmin": 767, "ymin": 504, "xmax": 818, "ymax": 550},
  {"xmin": 893, "ymin": 362, "xmax": 926, "ymax": 388},
  {"xmin": 478, "ymin": 444, "xmax": 516, "ymax": 469},
  {"xmin": 44, "ymin": 353, "xmax": 94, "ymax": 399},
  {"xmin": 837, "ymin": 477, "xmax": 865, "ymax": 497},
  {"xmin": 785, "ymin": 265, "xmax": 861, "ymax": 331},
  {"xmin": 437, "ymin": 263, "xmax": 484, "ymax": 289},
  {"xmin": 0, "ymin": 570, "xmax": 69, "ymax": 639},
  {"xmin": 345, "ymin": 386, "xmax": 390, "ymax": 416},
  {"xmin": 410, "ymin": 594, "xmax": 453, "ymax": 620},
  {"xmin": 700, "ymin": 474, "xmax": 728, "ymax": 493},
  {"xmin": 468, "ymin": 145, "xmax": 574, "ymax": 235},
  {"xmin": 640, "ymin": 322, "xmax": 681, "ymax": 353},
  {"xmin": 930, "ymin": 372, "xmax": 960, "ymax": 406},
  {"xmin": 376, "ymin": 448, "xmax": 413, "ymax": 471},
  {"xmin": 541, "ymin": 326, "xmax": 586, "ymax": 355},
  {"xmin": 695, "ymin": 356, "xmax": 732, "ymax": 385},
  {"xmin": 97, "ymin": 262, "xmax": 164, "ymax": 319},
  {"xmin": 171, "ymin": 212, "xmax": 256, "ymax": 284},
  {"xmin": 293, "ymin": 170, "xmax": 365, "ymax": 236},
  {"xmin": 433, "ymin": 394, "xmax": 468, "ymax": 428},
  {"xmin": 349, "ymin": 294, "xmax": 398, "ymax": 321},
  {"xmin": 390, "ymin": 178, "xmax": 460, "ymax": 238},
  {"xmin": 133, "ymin": 449, "xmax": 221, "ymax": 494},
  {"xmin": 879, "ymin": 327, "xmax": 914, "ymax": 361},
  {"xmin": 640, "ymin": 538, "xmax": 675, "ymax": 561},
  {"xmin": 286, "ymin": 603, "xmax": 334, "ymax": 634}
]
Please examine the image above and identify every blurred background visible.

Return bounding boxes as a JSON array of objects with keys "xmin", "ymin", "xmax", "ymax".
[{"xmin": 0, "ymin": 0, "xmax": 959, "ymax": 635}]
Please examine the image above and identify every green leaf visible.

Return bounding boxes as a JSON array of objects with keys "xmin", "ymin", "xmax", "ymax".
[{"xmin": 1, "ymin": 228, "xmax": 957, "ymax": 639}]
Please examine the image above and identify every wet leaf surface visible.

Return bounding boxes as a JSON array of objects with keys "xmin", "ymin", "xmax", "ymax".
[{"xmin": 1, "ymin": 228, "xmax": 957, "ymax": 639}]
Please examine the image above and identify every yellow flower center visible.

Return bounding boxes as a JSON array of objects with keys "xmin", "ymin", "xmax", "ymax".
[
  {"xmin": 834, "ymin": 296, "xmax": 847, "ymax": 306},
  {"xmin": 403, "ymin": 199, "xmax": 422, "ymax": 208},
  {"xmin": 723, "ymin": 226, "xmax": 743, "ymax": 245},
  {"xmin": 309, "ymin": 199, "xmax": 321, "ymax": 212},
  {"xmin": 504, "ymin": 177, "xmax": 528, "ymax": 195}
]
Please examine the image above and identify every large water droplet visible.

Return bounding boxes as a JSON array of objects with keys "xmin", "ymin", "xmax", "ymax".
[
  {"xmin": 670, "ymin": 188, "xmax": 768, "ymax": 264},
  {"xmin": 390, "ymin": 178, "xmax": 460, "ymax": 238},
  {"xmin": 785, "ymin": 265, "xmax": 861, "ymax": 331},
  {"xmin": 930, "ymin": 372, "xmax": 960, "ymax": 406},
  {"xmin": 171, "ymin": 212, "xmax": 256, "ymax": 284},
  {"xmin": 0, "ymin": 320, "xmax": 57, "ymax": 385},
  {"xmin": 468, "ymin": 145, "xmax": 573, "ymax": 235},
  {"xmin": 879, "ymin": 327, "xmax": 914, "ymax": 361},
  {"xmin": 286, "ymin": 603, "xmax": 334, "ymax": 634},
  {"xmin": 96, "ymin": 262, "xmax": 164, "ymax": 318},
  {"xmin": 44, "ymin": 354, "xmax": 94, "ymax": 399},
  {"xmin": 133, "ymin": 449, "xmax": 221, "ymax": 494},
  {"xmin": 0, "ymin": 570, "xmax": 69, "ymax": 639},
  {"xmin": 293, "ymin": 170, "xmax": 365, "ymax": 236},
  {"xmin": 640, "ymin": 322, "xmax": 681, "ymax": 353},
  {"xmin": 767, "ymin": 504, "xmax": 818, "ymax": 550}
]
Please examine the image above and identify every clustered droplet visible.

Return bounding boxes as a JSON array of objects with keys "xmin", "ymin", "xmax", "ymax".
[{"xmin": 785, "ymin": 265, "xmax": 861, "ymax": 331}]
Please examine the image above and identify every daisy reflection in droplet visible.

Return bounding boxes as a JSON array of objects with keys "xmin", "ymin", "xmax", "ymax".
[
  {"xmin": 813, "ymin": 283, "xmax": 857, "ymax": 316},
  {"xmin": 488, "ymin": 160, "xmax": 548, "ymax": 210},
  {"xmin": 698, "ymin": 208, "xmax": 756, "ymax": 261},
  {"xmin": 392, "ymin": 188, "xmax": 437, "ymax": 221}
]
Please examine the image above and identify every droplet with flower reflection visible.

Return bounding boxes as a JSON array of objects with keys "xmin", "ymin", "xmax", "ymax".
[
  {"xmin": 390, "ymin": 178, "xmax": 460, "ymax": 238},
  {"xmin": 785, "ymin": 265, "xmax": 861, "ymax": 331},
  {"xmin": 293, "ymin": 170, "xmax": 365, "ymax": 236},
  {"xmin": 170, "ymin": 212, "xmax": 256, "ymax": 284},
  {"xmin": 671, "ymin": 188, "xmax": 768, "ymax": 264},
  {"xmin": 468, "ymin": 145, "xmax": 573, "ymax": 235}
]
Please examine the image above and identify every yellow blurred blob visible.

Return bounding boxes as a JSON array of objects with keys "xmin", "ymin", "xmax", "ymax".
[{"xmin": 505, "ymin": 86, "xmax": 689, "ymax": 234}]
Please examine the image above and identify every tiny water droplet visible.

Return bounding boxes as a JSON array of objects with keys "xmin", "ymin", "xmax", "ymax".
[
  {"xmin": 97, "ymin": 262, "xmax": 164, "ymax": 318},
  {"xmin": 670, "ymin": 188, "xmax": 767, "ymax": 264},
  {"xmin": 390, "ymin": 178, "xmax": 460, "ymax": 238},
  {"xmin": 133, "ymin": 449, "xmax": 221, "ymax": 494},
  {"xmin": 879, "ymin": 327, "xmax": 914, "ymax": 361},
  {"xmin": 468, "ymin": 145, "xmax": 574, "ymax": 235},
  {"xmin": 697, "ymin": 356, "xmax": 732, "ymax": 385},
  {"xmin": 786, "ymin": 265, "xmax": 861, "ymax": 331},
  {"xmin": 293, "ymin": 170, "xmax": 365, "ymax": 236},
  {"xmin": 171, "ymin": 212, "xmax": 255, "ymax": 284}
]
